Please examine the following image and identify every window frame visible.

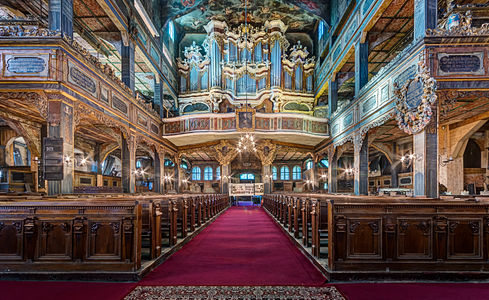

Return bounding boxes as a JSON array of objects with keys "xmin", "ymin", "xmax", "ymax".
[
  {"xmin": 204, "ymin": 166, "xmax": 213, "ymax": 181},
  {"xmin": 292, "ymin": 165, "xmax": 301, "ymax": 180},
  {"xmin": 192, "ymin": 166, "xmax": 201, "ymax": 181},
  {"xmin": 280, "ymin": 166, "xmax": 290, "ymax": 180}
]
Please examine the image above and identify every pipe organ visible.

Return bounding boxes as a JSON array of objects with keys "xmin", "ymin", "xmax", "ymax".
[{"xmin": 177, "ymin": 20, "xmax": 316, "ymax": 115}]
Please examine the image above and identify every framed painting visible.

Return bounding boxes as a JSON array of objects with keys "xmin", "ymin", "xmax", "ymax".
[{"xmin": 236, "ymin": 108, "xmax": 255, "ymax": 131}]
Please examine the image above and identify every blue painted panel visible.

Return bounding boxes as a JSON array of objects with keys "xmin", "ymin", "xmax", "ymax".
[
  {"xmin": 201, "ymin": 71, "xmax": 208, "ymax": 90},
  {"xmin": 255, "ymin": 43, "xmax": 262, "ymax": 62},
  {"xmin": 306, "ymin": 76, "xmax": 313, "ymax": 92},
  {"xmin": 259, "ymin": 77, "xmax": 266, "ymax": 90},
  {"xmin": 190, "ymin": 66, "xmax": 199, "ymax": 91},
  {"xmin": 180, "ymin": 76, "xmax": 186, "ymax": 93},
  {"xmin": 295, "ymin": 66, "xmax": 303, "ymax": 91},
  {"xmin": 284, "ymin": 72, "xmax": 292, "ymax": 90},
  {"xmin": 271, "ymin": 40, "xmax": 281, "ymax": 87}
]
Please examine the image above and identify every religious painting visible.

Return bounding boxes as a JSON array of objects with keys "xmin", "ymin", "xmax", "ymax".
[{"xmin": 236, "ymin": 108, "xmax": 255, "ymax": 131}]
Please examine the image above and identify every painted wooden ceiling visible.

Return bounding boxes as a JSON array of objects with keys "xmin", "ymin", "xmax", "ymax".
[{"xmin": 163, "ymin": 0, "xmax": 323, "ymax": 32}]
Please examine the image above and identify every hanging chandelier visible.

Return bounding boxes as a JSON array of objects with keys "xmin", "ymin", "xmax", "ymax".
[
  {"xmin": 237, "ymin": 133, "xmax": 257, "ymax": 153},
  {"xmin": 236, "ymin": 0, "xmax": 256, "ymax": 154}
]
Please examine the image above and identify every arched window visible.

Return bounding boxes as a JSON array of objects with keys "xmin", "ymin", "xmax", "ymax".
[
  {"xmin": 204, "ymin": 166, "xmax": 213, "ymax": 180},
  {"xmin": 136, "ymin": 160, "xmax": 142, "ymax": 169},
  {"xmin": 464, "ymin": 139, "xmax": 481, "ymax": 168},
  {"xmin": 216, "ymin": 166, "xmax": 221, "ymax": 180},
  {"xmin": 319, "ymin": 159, "xmax": 329, "ymax": 168},
  {"xmin": 280, "ymin": 166, "xmax": 290, "ymax": 180},
  {"xmin": 240, "ymin": 173, "xmax": 255, "ymax": 180},
  {"xmin": 192, "ymin": 167, "xmax": 201, "ymax": 181},
  {"xmin": 272, "ymin": 166, "xmax": 277, "ymax": 180},
  {"xmin": 306, "ymin": 160, "xmax": 313, "ymax": 170},
  {"xmin": 292, "ymin": 165, "xmax": 301, "ymax": 180},
  {"xmin": 168, "ymin": 21, "xmax": 175, "ymax": 42}
]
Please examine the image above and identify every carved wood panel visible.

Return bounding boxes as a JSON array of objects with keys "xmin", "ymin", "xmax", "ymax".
[
  {"xmin": 346, "ymin": 218, "xmax": 382, "ymax": 259},
  {"xmin": 397, "ymin": 218, "xmax": 432, "ymax": 260},
  {"xmin": 87, "ymin": 221, "xmax": 122, "ymax": 260},
  {"xmin": 448, "ymin": 218, "xmax": 482, "ymax": 260},
  {"xmin": 37, "ymin": 220, "xmax": 72, "ymax": 261},
  {"xmin": 0, "ymin": 220, "xmax": 23, "ymax": 261}
]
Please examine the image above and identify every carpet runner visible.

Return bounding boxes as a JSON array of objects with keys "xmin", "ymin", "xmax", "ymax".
[
  {"xmin": 4, "ymin": 206, "xmax": 489, "ymax": 299},
  {"xmin": 125, "ymin": 285, "xmax": 344, "ymax": 299},
  {"xmin": 140, "ymin": 206, "xmax": 327, "ymax": 286}
]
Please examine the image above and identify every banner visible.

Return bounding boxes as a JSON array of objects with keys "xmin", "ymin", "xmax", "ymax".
[{"xmin": 229, "ymin": 183, "xmax": 264, "ymax": 196}]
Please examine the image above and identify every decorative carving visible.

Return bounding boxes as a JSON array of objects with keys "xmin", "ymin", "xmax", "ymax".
[
  {"xmin": 13, "ymin": 221, "xmax": 22, "ymax": 233},
  {"xmin": 399, "ymin": 221, "xmax": 409, "ymax": 233},
  {"xmin": 334, "ymin": 216, "xmax": 346, "ymax": 232},
  {"xmin": 73, "ymin": 217, "xmax": 85, "ymax": 233},
  {"xmin": 0, "ymin": 25, "xmax": 60, "ymax": 37},
  {"xmin": 358, "ymin": 111, "xmax": 395, "ymax": 140},
  {"xmin": 349, "ymin": 221, "xmax": 360, "ymax": 233},
  {"xmin": 393, "ymin": 59, "xmax": 437, "ymax": 135},
  {"xmin": 42, "ymin": 222, "xmax": 53, "ymax": 233},
  {"xmin": 123, "ymin": 218, "xmax": 134, "ymax": 233},
  {"xmin": 255, "ymin": 140, "xmax": 278, "ymax": 166},
  {"xmin": 449, "ymin": 221, "xmax": 459, "ymax": 233},
  {"xmin": 23, "ymin": 218, "xmax": 36, "ymax": 233},
  {"xmin": 212, "ymin": 140, "xmax": 238, "ymax": 165},
  {"xmin": 111, "ymin": 222, "xmax": 120, "ymax": 234},
  {"xmin": 60, "ymin": 222, "xmax": 70, "ymax": 232},
  {"xmin": 384, "ymin": 218, "xmax": 396, "ymax": 233},
  {"xmin": 0, "ymin": 92, "xmax": 48, "ymax": 119},
  {"xmin": 74, "ymin": 102, "xmax": 129, "ymax": 139},
  {"xmin": 417, "ymin": 221, "xmax": 431, "ymax": 234},
  {"xmin": 427, "ymin": 11, "xmax": 489, "ymax": 36},
  {"xmin": 434, "ymin": 216, "xmax": 448, "ymax": 232},
  {"xmin": 469, "ymin": 221, "xmax": 480, "ymax": 234},
  {"xmin": 438, "ymin": 90, "xmax": 489, "ymax": 116},
  {"xmin": 90, "ymin": 223, "xmax": 100, "ymax": 234},
  {"xmin": 368, "ymin": 221, "xmax": 379, "ymax": 233}
]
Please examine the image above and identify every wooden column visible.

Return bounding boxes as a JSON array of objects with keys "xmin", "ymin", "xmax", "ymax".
[
  {"xmin": 48, "ymin": 0, "xmax": 73, "ymax": 38},
  {"xmin": 328, "ymin": 152, "xmax": 338, "ymax": 193},
  {"xmin": 153, "ymin": 149, "xmax": 161, "ymax": 193},
  {"xmin": 121, "ymin": 134, "xmax": 135, "ymax": 193},
  {"xmin": 391, "ymin": 142, "xmax": 399, "ymax": 188},
  {"xmin": 153, "ymin": 77, "xmax": 165, "ymax": 118},
  {"xmin": 46, "ymin": 99, "xmax": 74, "ymax": 195},
  {"xmin": 414, "ymin": 0, "xmax": 437, "ymax": 40},
  {"xmin": 262, "ymin": 164, "xmax": 271, "ymax": 194},
  {"xmin": 413, "ymin": 126, "xmax": 438, "ymax": 198},
  {"xmin": 354, "ymin": 133, "xmax": 368, "ymax": 195},
  {"xmin": 221, "ymin": 163, "xmax": 230, "ymax": 194},
  {"xmin": 328, "ymin": 78, "xmax": 338, "ymax": 118},
  {"xmin": 121, "ymin": 41, "xmax": 135, "ymax": 92},
  {"xmin": 355, "ymin": 41, "xmax": 369, "ymax": 96}
]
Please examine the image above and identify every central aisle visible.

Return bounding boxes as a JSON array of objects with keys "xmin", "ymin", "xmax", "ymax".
[{"xmin": 141, "ymin": 206, "xmax": 327, "ymax": 286}]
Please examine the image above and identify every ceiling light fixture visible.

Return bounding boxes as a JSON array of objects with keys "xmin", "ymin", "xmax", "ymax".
[{"xmin": 236, "ymin": 0, "xmax": 257, "ymax": 154}]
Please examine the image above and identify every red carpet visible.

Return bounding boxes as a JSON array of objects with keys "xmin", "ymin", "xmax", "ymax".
[
  {"xmin": 141, "ymin": 206, "xmax": 327, "ymax": 286},
  {"xmin": 337, "ymin": 282, "xmax": 489, "ymax": 300},
  {"xmin": 3, "ymin": 206, "xmax": 489, "ymax": 299},
  {"xmin": 0, "ymin": 281, "xmax": 136, "ymax": 300}
]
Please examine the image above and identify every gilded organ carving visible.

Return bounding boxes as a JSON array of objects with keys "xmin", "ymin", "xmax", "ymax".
[{"xmin": 177, "ymin": 20, "xmax": 315, "ymax": 114}]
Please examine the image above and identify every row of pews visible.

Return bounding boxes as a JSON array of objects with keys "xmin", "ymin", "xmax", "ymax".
[
  {"xmin": 264, "ymin": 193, "xmax": 489, "ymax": 279},
  {"xmin": 0, "ymin": 193, "xmax": 229, "ymax": 274},
  {"xmin": 263, "ymin": 194, "xmax": 328, "ymax": 260}
]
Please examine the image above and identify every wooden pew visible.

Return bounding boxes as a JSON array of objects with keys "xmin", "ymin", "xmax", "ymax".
[{"xmin": 0, "ymin": 200, "xmax": 142, "ymax": 272}]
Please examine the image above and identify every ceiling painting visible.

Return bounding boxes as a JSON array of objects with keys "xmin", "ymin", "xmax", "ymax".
[{"xmin": 171, "ymin": 0, "xmax": 320, "ymax": 32}]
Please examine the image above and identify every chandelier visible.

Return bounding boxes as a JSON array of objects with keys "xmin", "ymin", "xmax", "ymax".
[
  {"xmin": 236, "ymin": 0, "xmax": 256, "ymax": 154},
  {"xmin": 237, "ymin": 133, "xmax": 257, "ymax": 153}
]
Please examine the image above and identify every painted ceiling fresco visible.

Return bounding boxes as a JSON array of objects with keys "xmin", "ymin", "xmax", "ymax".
[{"xmin": 161, "ymin": 0, "xmax": 321, "ymax": 32}]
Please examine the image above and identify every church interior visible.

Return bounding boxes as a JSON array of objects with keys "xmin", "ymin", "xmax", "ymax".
[{"xmin": 0, "ymin": 0, "xmax": 488, "ymax": 299}]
